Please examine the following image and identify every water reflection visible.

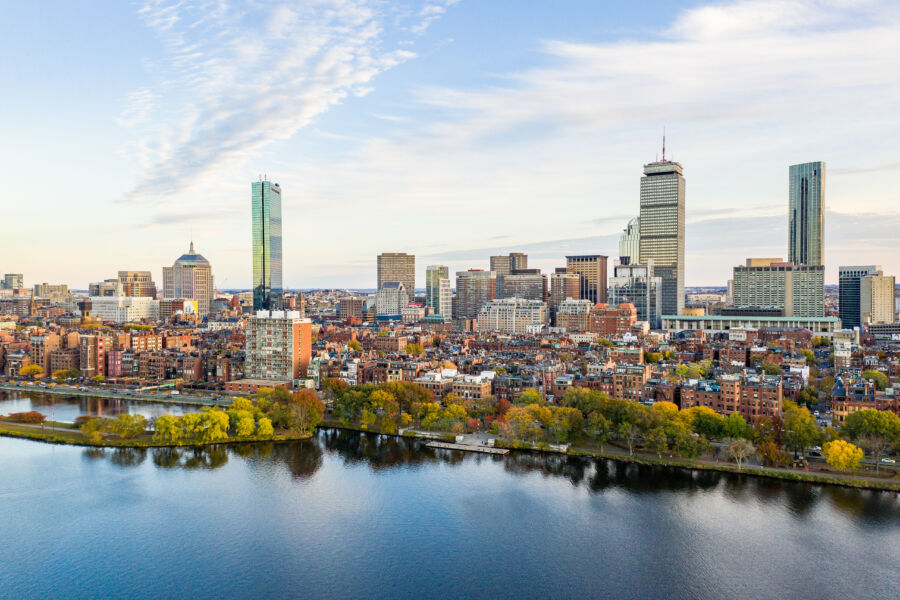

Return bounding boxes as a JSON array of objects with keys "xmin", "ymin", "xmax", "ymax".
[{"xmin": 79, "ymin": 428, "xmax": 899, "ymax": 522}]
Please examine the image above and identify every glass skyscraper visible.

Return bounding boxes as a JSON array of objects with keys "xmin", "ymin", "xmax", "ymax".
[
  {"xmin": 639, "ymin": 159, "xmax": 685, "ymax": 315},
  {"xmin": 252, "ymin": 179, "xmax": 282, "ymax": 311},
  {"xmin": 789, "ymin": 161, "xmax": 824, "ymax": 266},
  {"xmin": 425, "ymin": 265, "xmax": 450, "ymax": 316}
]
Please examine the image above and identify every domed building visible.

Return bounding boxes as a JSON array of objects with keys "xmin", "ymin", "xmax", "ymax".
[{"xmin": 162, "ymin": 241, "xmax": 215, "ymax": 316}]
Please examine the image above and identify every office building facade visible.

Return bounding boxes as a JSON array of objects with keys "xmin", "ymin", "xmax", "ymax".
[
  {"xmin": 618, "ymin": 217, "xmax": 640, "ymax": 265},
  {"xmin": 565, "ymin": 255, "xmax": 608, "ymax": 305},
  {"xmin": 839, "ymin": 265, "xmax": 881, "ymax": 329},
  {"xmin": 608, "ymin": 261, "xmax": 663, "ymax": 328},
  {"xmin": 252, "ymin": 179, "xmax": 283, "ymax": 311},
  {"xmin": 2, "ymin": 274, "xmax": 24, "ymax": 289},
  {"xmin": 639, "ymin": 159, "xmax": 685, "ymax": 314},
  {"xmin": 375, "ymin": 282, "xmax": 409, "ymax": 317},
  {"xmin": 454, "ymin": 269, "xmax": 496, "ymax": 319},
  {"xmin": 860, "ymin": 273, "xmax": 895, "ymax": 327},
  {"xmin": 377, "ymin": 253, "xmax": 415, "ymax": 294},
  {"xmin": 118, "ymin": 271, "xmax": 157, "ymax": 298},
  {"xmin": 502, "ymin": 272, "xmax": 546, "ymax": 302},
  {"xmin": 789, "ymin": 161, "xmax": 825, "ymax": 266},
  {"xmin": 245, "ymin": 310, "xmax": 312, "ymax": 382},
  {"xmin": 425, "ymin": 265, "xmax": 451, "ymax": 316},
  {"xmin": 732, "ymin": 258, "xmax": 824, "ymax": 318},
  {"xmin": 476, "ymin": 298, "xmax": 548, "ymax": 334}
]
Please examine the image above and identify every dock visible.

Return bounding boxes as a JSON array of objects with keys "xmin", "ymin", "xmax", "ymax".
[{"xmin": 426, "ymin": 441, "xmax": 509, "ymax": 455}]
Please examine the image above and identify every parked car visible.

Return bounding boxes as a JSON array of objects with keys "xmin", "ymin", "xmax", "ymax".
[{"xmin": 880, "ymin": 458, "xmax": 896, "ymax": 465}]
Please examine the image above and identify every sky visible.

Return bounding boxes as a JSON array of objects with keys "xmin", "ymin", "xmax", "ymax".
[{"xmin": 2, "ymin": 0, "xmax": 899, "ymax": 290}]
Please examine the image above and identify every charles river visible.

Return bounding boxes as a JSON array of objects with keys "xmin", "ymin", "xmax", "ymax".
[{"xmin": 1, "ymin": 392, "xmax": 899, "ymax": 599}]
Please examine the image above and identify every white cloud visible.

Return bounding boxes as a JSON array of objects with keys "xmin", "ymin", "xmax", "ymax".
[{"xmin": 120, "ymin": 0, "xmax": 449, "ymax": 201}]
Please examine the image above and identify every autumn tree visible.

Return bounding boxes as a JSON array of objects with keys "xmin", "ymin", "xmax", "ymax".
[
  {"xmin": 110, "ymin": 414, "xmax": 148, "ymax": 439},
  {"xmin": 257, "ymin": 417, "xmax": 274, "ymax": 438},
  {"xmin": 861, "ymin": 370, "xmax": 889, "ymax": 391},
  {"xmin": 722, "ymin": 413, "xmax": 752, "ymax": 440},
  {"xmin": 822, "ymin": 440, "xmax": 863, "ymax": 472},
  {"xmin": 727, "ymin": 438, "xmax": 755, "ymax": 471},
  {"xmin": 645, "ymin": 427, "xmax": 669, "ymax": 458},
  {"xmin": 18, "ymin": 364, "xmax": 43, "ymax": 378},
  {"xmin": 843, "ymin": 409, "xmax": 900, "ymax": 471},
  {"xmin": 782, "ymin": 401, "xmax": 822, "ymax": 457},
  {"xmin": 516, "ymin": 388, "xmax": 544, "ymax": 405},
  {"xmin": 153, "ymin": 415, "xmax": 183, "ymax": 443},
  {"xmin": 290, "ymin": 390, "xmax": 325, "ymax": 435}
]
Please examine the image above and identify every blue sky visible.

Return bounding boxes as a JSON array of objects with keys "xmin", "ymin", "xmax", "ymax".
[{"xmin": 2, "ymin": 0, "xmax": 899, "ymax": 290}]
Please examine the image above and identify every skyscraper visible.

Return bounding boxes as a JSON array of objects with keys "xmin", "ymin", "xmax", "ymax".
[
  {"xmin": 252, "ymin": 179, "xmax": 283, "ymax": 311},
  {"xmin": 608, "ymin": 260, "xmax": 662, "ymax": 328},
  {"xmin": 789, "ymin": 161, "xmax": 825, "ymax": 266},
  {"xmin": 377, "ymin": 253, "xmax": 415, "ymax": 294},
  {"xmin": 639, "ymin": 153, "xmax": 685, "ymax": 315},
  {"xmin": 618, "ymin": 217, "xmax": 640, "ymax": 265},
  {"xmin": 117, "ymin": 271, "xmax": 157, "ymax": 298},
  {"xmin": 839, "ymin": 265, "xmax": 881, "ymax": 329},
  {"xmin": 2, "ymin": 274, "xmax": 23, "ymax": 289},
  {"xmin": 454, "ymin": 269, "xmax": 496, "ymax": 319},
  {"xmin": 163, "ymin": 241, "xmax": 215, "ymax": 316},
  {"xmin": 426, "ymin": 265, "xmax": 451, "ymax": 317},
  {"xmin": 860, "ymin": 273, "xmax": 895, "ymax": 327},
  {"xmin": 490, "ymin": 253, "xmax": 527, "ymax": 298},
  {"xmin": 565, "ymin": 255, "xmax": 608, "ymax": 304}
]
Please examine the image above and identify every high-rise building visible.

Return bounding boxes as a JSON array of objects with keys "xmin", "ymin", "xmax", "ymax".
[
  {"xmin": 377, "ymin": 253, "xmax": 415, "ymax": 294},
  {"xmin": 789, "ymin": 161, "xmax": 825, "ymax": 266},
  {"xmin": 425, "ymin": 265, "xmax": 452, "ymax": 317},
  {"xmin": 245, "ymin": 310, "xmax": 312, "ymax": 382},
  {"xmin": 608, "ymin": 260, "xmax": 662, "ymax": 328},
  {"xmin": 565, "ymin": 255, "xmax": 608, "ymax": 304},
  {"xmin": 732, "ymin": 258, "xmax": 823, "ymax": 318},
  {"xmin": 162, "ymin": 241, "xmax": 215, "ymax": 316},
  {"xmin": 2, "ymin": 274, "xmax": 23, "ymax": 289},
  {"xmin": 860, "ymin": 273, "xmax": 895, "ymax": 327},
  {"xmin": 33, "ymin": 283, "xmax": 68, "ymax": 302},
  {"xmin": 118, "ymin": 271, "xmax": 157, "ymax": 298},
  {"xmin": 490, "ymin": 253, "xmax": 527, "ymax": 298},
  {"xmin": 555, "ymin": 298, "xmax": 593, "ymax": 332},
  {"xmin": 549, "ymin": 272, "xmax": 581, "ymax": 321},
  {"xmin": 839, "ymin": 265, "xmax": 881, "ymax": 329},
  {"xmin": 476, "ymin": 298, "xmax": 548, "ymax": 334},
  {"xmin": 502, "ymin": 272, "xmax": 546, "ymax": 302},
  {"xmin": 375, "ymin": 282, "xmax": 409, "ymax": 317},
  {"xmin": 639, "ymin": 153, "xmax": 685, "ymax": 315},
  {"xmin": 618, "ymin": 217, "xmax": 640, "ymax": 265},
  {"xmin": 338, "ymin": 297, "xmax": 366, "ymax": 321},
  {"xmin": 454, "ymin": 269, "xmax": 496, "ymax": 319},
  {"xmin": 252, "ymin": 179, "xmax": 283, "ymax": 311}
]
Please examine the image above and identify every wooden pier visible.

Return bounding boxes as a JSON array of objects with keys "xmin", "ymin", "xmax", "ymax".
[{"xmin": 426, "ymin": 441, "xmax": 509, "ymax": 455}]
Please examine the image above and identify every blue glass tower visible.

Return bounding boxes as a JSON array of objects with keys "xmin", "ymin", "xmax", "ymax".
[{"xmin": 252, "ymin": 179, "xmax": 282, "ymax": 311}]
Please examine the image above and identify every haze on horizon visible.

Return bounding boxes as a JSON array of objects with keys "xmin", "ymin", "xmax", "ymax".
[{"xmin": 2, "ymin": 0, "xmax": 899, "ymax": 290}]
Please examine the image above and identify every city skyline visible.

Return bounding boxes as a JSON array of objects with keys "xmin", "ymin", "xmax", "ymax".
[{"xmin": 2, "ymin": 1, "xmax": 900, "ymax": 288}]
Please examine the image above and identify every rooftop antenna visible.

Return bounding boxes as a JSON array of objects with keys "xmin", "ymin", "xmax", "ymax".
[{"xmin": 662, "ymin": 127, "xmax": 666, "ymax": 162}]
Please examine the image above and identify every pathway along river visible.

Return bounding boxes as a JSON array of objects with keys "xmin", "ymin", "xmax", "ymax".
[{"xmin": 2, "ymin": 391, "xmax": 900, "ymax": 599}]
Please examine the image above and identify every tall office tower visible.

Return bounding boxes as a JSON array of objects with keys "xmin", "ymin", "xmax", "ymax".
[
  {"xmin": 118, "ymin": 271, "xmax": 157, "ymax": 298},
  {"xmin": 565, "ymin": 255, "xmax": 608, "ymax": 304},
  {"xmin": 252, "ymin": 179, "xmax": 283, "ymax": 311},
  {"xmin": 490, "ymin": 253, "xmax": 527, "ymax": 298},
  {"xmin": 732, "ymin": 258, "xmax": 824, "ymax": 318},
  {"xmin": 162, "ymin": 241, "xmax": 215, "ymax": 316},
  {"xmin": 860, "ymin": 273, "xmax": 895, "ymax": 327},
  {"xmin": 502, "ymin": 272, "xmax": 547, "ymax": 302},
  {"xmin": 618, "ymin": 217, "xmax": 640, "ymax": 265},
  {"xmin": 425, "ymin": 265, "xmax": 452, "ymax": 316},
  {"xmin": 608, "ymin": 260, "xmax": 663, "ymax": 328},
  {"xmin": 839, "ymin": 265, "xmax": 881, "ymax": 329},
  {"xmin": 377, "ymin": 252, "xmax": 415, "ymax": 294},
  {"xmin": 454, "ymin": 269, "xmax": 496, "ymax": 319},
  {"xmin": 245, "ymin": 310, "xmax": 312, "ymax": 382},
  {"xmin": 639, "ymin": 151, "xmax": 685, "ymax": 315},
  {"xmin": 2, "ymin": 274, "xmax": 24, "ymax": 289},
  {"xmin": 789, "ymin": 161, "xmax": 825, "ymax": 266}
]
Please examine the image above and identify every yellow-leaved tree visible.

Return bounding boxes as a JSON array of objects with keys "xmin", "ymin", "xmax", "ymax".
[{"xmin": 822, "ymin": 440, "xmax": 863, "ymax": 472}]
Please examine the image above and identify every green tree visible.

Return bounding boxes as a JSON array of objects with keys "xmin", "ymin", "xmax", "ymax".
[
  {"xmin": 722, "ymin": 412, "xmax": 752, "ymax": 440},
  {"xmin": 782, "ymin": 402, "xmax": 823, "ymax": 457},
  {"xmin": 861, "ymin": 370, "xmax": 889, "ymax": 391},
  {"xmin": 683, "ymin": 406, "xmax": 725, "ymax": 439},
  {"xmin": 617, "ymin": 421, "xmax": 639, "ymax": 455},
  {"xmin": 548, "ymin": 407, "xmax": 583, "ymax": 444},
  {"xmin": 360, "ymin": 409, "xmax": 376, "ymax": 430},
  {"xmin": 110, "ymin": 414, "xmax": 147, "ymax": 439},
  {"xmin": 759, "ymin": 361, "xmax": 782, "ymax": 376},
  {"xmin": 588, "ymin": 412, "xmax": 611, "ymax": 451},
  {"xmin": 645, "ymin": 426, "xmax": 669, "ymax": 458},
  {"xmin": 405, "ymin": 343, "xmax": 424, "ymax": 355},
  {"xmin": 196, "ymin": 410, "xmax": 229, "ymax": 443},
  {"xmin": 516, "ymin": 388, "xmax": 544, "ymax": 405},
  {"xmin": 80, "ymin": 418, "xmax": 108, "ymax": 443},
  {"xmin": 822, "ymin": 439, "xmax": 863, "ymax": 472},
  {"xmin": 506, "ymin": 406, "xmax": 542, "ymax": 441},
  {"xmin": 843, "ymin": 409, "xmax": 900, "ymax": 471},
  {"xmin": 347, "ymin": 339, "xmax": 363, "ymax": 352}
]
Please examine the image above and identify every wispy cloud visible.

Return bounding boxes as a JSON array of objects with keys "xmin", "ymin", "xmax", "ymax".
[{"xmin": 120, "ymin": 0, "xmax": 455, "ymax": 201}]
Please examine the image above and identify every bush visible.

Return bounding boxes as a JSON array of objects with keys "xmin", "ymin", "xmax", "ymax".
[
  {"xmin": 5, "ymin": 411, "xmax": 46, "ymax": 424},
  {"xmin": 74, "ymin": 415, "xmax": 94, "ymax": 427}
]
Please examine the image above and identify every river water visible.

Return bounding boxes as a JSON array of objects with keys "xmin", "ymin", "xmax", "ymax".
[{"xmin": 2, "ymin": 393, "xmax": 900, "ymax": 599}]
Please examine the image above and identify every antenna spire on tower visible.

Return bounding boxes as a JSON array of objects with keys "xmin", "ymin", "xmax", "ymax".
[{"xmin": 662, "ymin": 127, "xmax": 666, "ymax": 161}]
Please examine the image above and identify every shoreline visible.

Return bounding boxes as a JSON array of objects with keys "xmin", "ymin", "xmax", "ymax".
[{"xmin": 2, "ymin": 387, "xmax": 899, "ymax": 493}]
